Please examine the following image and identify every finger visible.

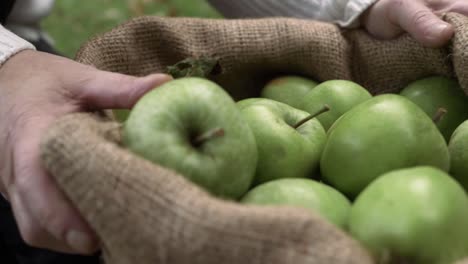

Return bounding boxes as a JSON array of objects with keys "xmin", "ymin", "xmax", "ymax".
[
  {"xmin": 75, "ymin": 72, "xmax": 172, "ymax": 110},
  {"xmin": 9, "ymin": 189, "xmax": 78, "ymax": 253},
  {"xmin": 388, "ymin": 0, "xmax": 454, "ymax": 48},
  {"xmin": 449, "ymin": 2, "xmax": 468, "ymax": 15},
  {"xmin": 10, "ymin": 118, "xmax": 99, "ymax": 254},
  {"xmin": 361, "ymin": 1, "xmax": 405, "ymax": 40}
]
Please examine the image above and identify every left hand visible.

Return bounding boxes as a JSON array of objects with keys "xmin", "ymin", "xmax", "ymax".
[
  {"xmin": 361, "ymin": 0, "xmax": 468, "ymax": 48},
  {"xmin": 0, "ymin": 50, "xmax": 172, "ymax": 255}
]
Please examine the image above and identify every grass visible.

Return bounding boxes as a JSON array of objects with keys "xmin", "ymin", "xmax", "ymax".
[{"xmin": 42, "ymin": 0, "xmax": 221, "ymax": 57}]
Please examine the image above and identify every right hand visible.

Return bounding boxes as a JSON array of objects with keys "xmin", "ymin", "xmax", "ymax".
[
  {"xmin": 0, "ymin": 50, "xmax": 171, "ymax": 254},
  {"xmin": 361, "ymin": 0, "xmax": 468, "ymax": 48}
]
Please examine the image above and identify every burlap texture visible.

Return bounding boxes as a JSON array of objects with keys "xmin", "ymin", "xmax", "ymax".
[
  {"xmin": 75, "ymin": 14, "xmax": 468, "ymax": 98},
  {"xmin": 40, "ymin": 14, "xmax": 468, "ymax": 264},
  {"xmin": 41, "ymin": 113, "xmax": 372, "ymax": 264}
]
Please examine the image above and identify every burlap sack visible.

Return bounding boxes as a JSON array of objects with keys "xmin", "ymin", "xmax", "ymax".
[{"xmin": 40, "ymin": 14, "xmax": 468, "ymax": 264}]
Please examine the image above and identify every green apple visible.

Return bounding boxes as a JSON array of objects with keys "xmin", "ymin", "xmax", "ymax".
[
  {"xmin": 236, "ymin": 98, "xmax": 263, "ymax": 110},
  {"xmin": 400, "ymin": 76, "xmax": 468, "ymax": 141},
  {"xmin": 261, "ymin": 76, "xmax": 318, "ymax": 109},
  {"xmin": 240, "ymin": 98, "xmax": 327, "ymax": 185},
  {"xmin": 300, "ymin": 80, "xmax": 372, "ymax": 131},
  {"xmin": 349, "ymin": 166, "xmax": 468, "ymax": 264},
  {"xmin": 241, "ymin": 178, "xmax": 351, "ymax": 229},
  {"xmin": 449, "ymin": 120, "xmax": 468, "ymax": 190},
  {"xmin": 123, "ymin": 77, "xmax": 257, "ymax": 199},
  {"xmin": 321, "ymin": 94, "xmax": 449, "ymax": 197}
]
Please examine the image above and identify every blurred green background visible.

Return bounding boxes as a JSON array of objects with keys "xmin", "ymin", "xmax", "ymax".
[{"xmin": 42, "ymin": 0, "xmax": 221, "ymax": 58}]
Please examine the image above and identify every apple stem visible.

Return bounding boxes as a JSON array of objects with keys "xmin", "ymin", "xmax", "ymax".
[
  {"xmin": 193, "ymin": 127, "xmax": 225, "ymax": 146},
  {"xmin": 293, "ymin": 104, "xmax": 331, "ymax": 129},
  {"xmin": 432, "ymin": 107, "xmax": 448, "ymax": 124}
]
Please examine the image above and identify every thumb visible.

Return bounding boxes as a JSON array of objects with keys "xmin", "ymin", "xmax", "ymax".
[
  {"xmin": 76, "ymin": 71, "xmax": 172, "ymax": 110},
  {"xmin": 388, "ymin": 0, "xmax": 454, "ymax": 48}
]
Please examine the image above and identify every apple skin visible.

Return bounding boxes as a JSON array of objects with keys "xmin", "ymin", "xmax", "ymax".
[
  {"xmin": 241, "ymin": 178, "xmax": 351, "ymax": 229},
  {"xmin": 300, "ymin": 80, "xmax": 372, "ymax": 131},
  {"xmin": 261, "ymin": 76, "xmax": 318, "ymax": 109},
  {"xmin": 449, "ymin": 120, "xmax": 468, "ymax": 191},
  {"xmin": 400, "ymin": 76, "xmax": 468, "ymax": 142},
  {"xmin": 236, "ymin": 98, "xmax": 263, "ymax": 110},
  {"xmin": 349, "ymin": 166, "xmax": 468, "ymax": 264},
  {"xmin": 123, "ymin": 77, "xmax": 258, "ymax": 199},
  {"xmin": 239, "ymin": 98, "xmax": 326, "ymax": 185},
  {"xmin": 321, "ymin": 94, "xmax": 450, "ymax": 197}
]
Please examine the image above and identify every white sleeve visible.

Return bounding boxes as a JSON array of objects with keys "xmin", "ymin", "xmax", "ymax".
[
  {"xmin": 208, "ymin": 0, "xmax": 378, "ymax": 28},
  {"xmin": 0, "ymin": 25, "xmax": 36, "ymax": 66}
]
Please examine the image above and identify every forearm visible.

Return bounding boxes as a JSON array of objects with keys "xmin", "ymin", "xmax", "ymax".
[{"xmin": 208, "ymin": 0, "xmax": 378, "ymax": 27}]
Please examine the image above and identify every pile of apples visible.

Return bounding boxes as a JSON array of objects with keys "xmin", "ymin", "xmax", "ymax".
[{"xmin": 122, "ymin": 75, "xmax": 468, "ymax": 264}]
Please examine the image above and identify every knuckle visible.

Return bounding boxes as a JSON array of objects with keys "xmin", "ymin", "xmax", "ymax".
[
  {"xmin": 412, "ymin": 10, "xmax": 433, "ymax": 25},
  {"xmin": 114, "ymin": 74, "xmax": 138, "ymax": 105},
  {"xmin": 116, "ymin": 74, "xmax": 136, "ymax": 92}
]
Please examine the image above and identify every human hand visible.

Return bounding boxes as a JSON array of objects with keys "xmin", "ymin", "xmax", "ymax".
[
  {"xmin": 0, "ymin": 50, "xmax": 171, "ymax": 254},
  {"xmin": 362, "ymin": 0, "xmax": 468, "ymax": 48}
]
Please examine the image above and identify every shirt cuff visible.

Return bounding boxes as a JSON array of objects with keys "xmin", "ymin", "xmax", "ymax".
[
  {"xmin": 338, "ymin": 0, "xmax": 379, "ymax": 28},
  {"xmin": 0, "ymin": 25, "xmax": 36, "ymax": 66}
]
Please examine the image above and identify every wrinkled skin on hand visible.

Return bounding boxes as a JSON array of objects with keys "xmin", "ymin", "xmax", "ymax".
[
  {"xmin": 0, "ymin": 50, "xmax": 171, "ymax": 254},
  {"xmin": 362, "ymin": 0, "xmax": 468, "ymax": 48}
]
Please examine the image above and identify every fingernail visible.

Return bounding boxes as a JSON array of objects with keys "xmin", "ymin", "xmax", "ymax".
[
  {"xmin": 67, "ymin": 230, "xmax": 95, "ymax": 253},
  {"xmin": 147, "ymin": 73, "xmax": 173, "ymax": 80},
  {"xmin": 433, "ymin": 23, "xmax": 449, "ymax": 35}
]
